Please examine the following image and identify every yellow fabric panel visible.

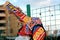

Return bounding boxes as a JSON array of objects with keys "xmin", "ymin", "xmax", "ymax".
[
  {"xmin": 33, "ymin": 27, "xmax": 44, "ymax": 40},
  {"xmin": 23, "ymin": 16, "xmax": 31, "ymax": 23}
]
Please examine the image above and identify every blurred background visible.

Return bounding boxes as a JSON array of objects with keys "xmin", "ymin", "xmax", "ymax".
[{"xmin": 0, "ymin": 0, "xmax": 60, "ymax": 40}]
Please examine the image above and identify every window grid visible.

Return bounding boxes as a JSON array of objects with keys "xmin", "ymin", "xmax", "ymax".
[{"xmin": 31, "ymin": 4, "xmax": 60, "ymax": 31}]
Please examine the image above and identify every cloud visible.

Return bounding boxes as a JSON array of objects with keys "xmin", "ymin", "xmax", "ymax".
[
  {"xmin": 0, "ymin": 0, "xmax": 6, "ymax": 5},
  {"xmin": 30, "ymin": 0, "xmax": 51, "ymax": 9},
  {"xmin": 13, "ymin": 0, "xmax": 16, "ymax": 2},
  {"xmin": 31, "ymin": 0, "xmax": 45, "ymax": 2},
  {"xmin": 39, "ymin": 0, "xmax": 51, "ymax": 6}
]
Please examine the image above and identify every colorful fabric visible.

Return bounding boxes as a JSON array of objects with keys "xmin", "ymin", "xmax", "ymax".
[
  {"xmin": 18, "ymin": 24, "xmax": 32, "ymax": 36},
  {"xmin": 33, "ymin": 27, "xmax": 45, "ymax": 40},
  {"xmin": 6, "ymin": 2, "xmax": 46, "ymax": 40}
]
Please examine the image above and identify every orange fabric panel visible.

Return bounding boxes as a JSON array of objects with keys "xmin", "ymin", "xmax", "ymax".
[{"xmin": 33, "ymin": 27, "xmax": 45, "ymax": 40}]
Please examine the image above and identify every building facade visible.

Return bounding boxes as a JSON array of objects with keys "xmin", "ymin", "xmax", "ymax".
[{"xmin": 0, "ymin": 5, "xmax": 21, "ymax": 37}]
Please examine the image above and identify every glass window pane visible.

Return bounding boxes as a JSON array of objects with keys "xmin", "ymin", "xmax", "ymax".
[
  {"xmin": 50, "ymin": 11, "xmax": 55, "ymax": 16},
  {"xmin": 56, "ymin": 20, "xmax": 60, "ymax": 24},
  {"xmin": 55, "ymin": 10, "xmax": 60, "ymax": 15},
  {"xmin": 56, "ymin": 25, "xmax": 60, "ymax": 30},
  {"xmin": 46, "ymin": 12, "xmax": 50, "ymax": 16},
  {"xmin": 46, "ymin": 16, "xmax": 50, "ymax": 21},
  {"xmin": 51, "ymin": 16, "xmax": 55, "ymax": 20},
  {"xmin": 55, "ymin": 5, "xmax": 59, "ymax": 10},
  {"xmin": 42, "ymin": 17, "xmax": 45, "ymax": 22},
  {"xmin": 46, "ymin": 7, "xmax": 50, "ymax": 12},
  {"xmin": 41, "ymin": 8, "xmax": 45, "ymax": 13},
  {"xmin": 50, "ymin": 6, "xmax": 54, "ymax": 11},
  {"xmin": 39, "ymin": 17, "xmax": 42, "ymax": 19},
  {"xmin": 37, "ymin": 9, "xmax": 40, "ymax": 14},
  {"xmin": 46, "ymin": 21, "xmax": 50, "ymax": 25},
  {"xmin": 41, "ymin": 12, "xmax": 45, "ymax": 17},
  {"xmin": 50, "ymin": 26, "xmax": 53, "ymax": 30},
  {"xmin": 51, "ymin": 21, "xmax": 55, "ymax": 25},
  {"xmin": 32, "ymin": 14, "xmax": 36, "ymax": 17},
  {"xmin": 51, "ymin": 26, "xmax": 56, "ymax": 30},
  {"xmin": 36, "ymin": 14, "xmax": 40, "ymax": 17},
  {"xmin": 33, "ymin": 10, "xmax": 37, "ymax": 13},
  {"xmin": 56, "ymin": 14, "xmax": 60, "ymax": 19}
]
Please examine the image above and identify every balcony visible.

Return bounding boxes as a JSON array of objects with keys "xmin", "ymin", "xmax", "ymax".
[
  {"xmin": 0, "ymin": 6, "xmax": 5, "ymax": 10},
  {"xmin": 0, "ymin": 20, "xmax": 6, "ymax": 23},
  {"xmin": 0, "ymin": 27, "xmax": 6, "ymax": 30},
  {"xmin": 1, "ymin": 33, "xmax": 7, "ymax": 36},
  {"xmin": 0, "ymin": 13, "xmax": 6, "ymax": 17}
]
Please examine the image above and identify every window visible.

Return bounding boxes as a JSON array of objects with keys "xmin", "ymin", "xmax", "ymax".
[
  {"xmin": 51, "ymin": 26, "xmax": 56, "ymax": 30},
  {"xmin": 46, "ymin": 7, "xmax": 50, "ymax": 12},
  {"xmin": 41, "ymin": 12, "xmax": 46, "ymax": 17},
  {"xmin": 46, "ymin": 21, "xmax": 50, "ymax": 25},
  {"xmin": 0, "ymin": 10, "xmax": 5, "ymax": 13},
  {"xmin": 51, "ymin": 20, "xmax": 55, "ymax": 25},
  {"xmin": 31, "ymin": 4, "xmax": 60, "ymax": 31},
  {"xmin": 56, "ymin": 25, "xmax": 60, "ymax": 30},
  {"xmin": 10, "ymin": 29, "xmax": 13, "ymax": 33},
  {"xmin": 32, "ymin": 14, "xmax": 37, "ymax": 17},
  {"xmin": 46, "ymin": 16, "xmax": 50, "ymax": 21},
  {"xmin": 36, "ymin": 14, "xmax": 40, "ymax": 17},
  {"xmin": 0, "ymin": 23, "xmax": 6, "ymax": 27},
  {"xmin": 56, "ymin": 20, "xmax": 60, "ymax": 24},
  {"xmin": 0, "ymin": 30, "xmax": 5, "ymax": 34},
  {"xmin": 33, "ymin": 10, "xmax": 37, "ymax": 14},
  {"xmin": 55, "ymin": 10, "xmax": 60, "ymax": 15},
  {"xmin": 37, "ymin": 9, "xmax": 40, "ymax": 14},
  {"xmin": 42, "ymin": 17, "xmax": 46, "ymax": 22},
  {"xmin": 56, "ymin": 14, "xmax": 60, "ymax": 19},
  {"xmin": 0, "ymin": 17, "xmax": 5, "ymax": 20},
  {"xmin": 46, "ymin": 12, "xmax": 50, "ymax": 16},
  {"xmin": 55, "ymin": 5, "xmax": 60, "ymax": 10},
  {"xmin": 50, "ymin": 6, "xmax": 54, "ymax": 11},
  {"xmin": 51, "ymin": 16, "xmax": 55, "ymax": 20},
  {"xmin": 41, "ymin": 8, "xmax": 46, "ymax": 13},
  {"xmin": 50, "ymin": 11, "xmax": 55, "ymax": 16},
  {"xmin": 42, "ymin": 22, "xmax": 46, "ymax": 26}
]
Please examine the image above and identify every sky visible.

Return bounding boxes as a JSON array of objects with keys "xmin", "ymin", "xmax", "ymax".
[
  {"xmin": 0, "ymin": 0, "xmax": 60, "ymax": 12},
  {"xmin": 0, "ymin": 0, "xmax": 60, "ymax": 34}
]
